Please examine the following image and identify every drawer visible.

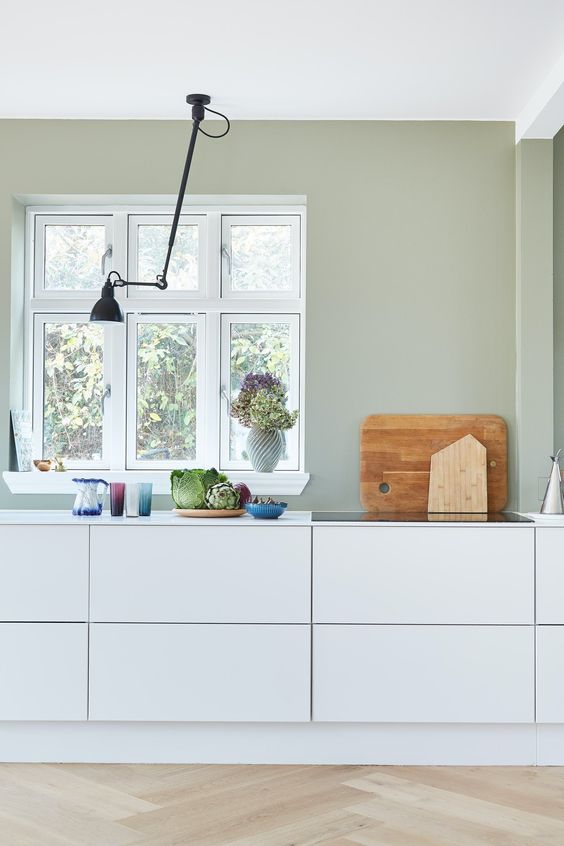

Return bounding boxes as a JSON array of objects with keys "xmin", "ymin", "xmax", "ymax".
[
  {"xmin": 537, "ymin": 626, "xmax": 564, "ymax": 721},
  {"xmin": 313, "ymin": 527, "xmax": 534, "ymax": 624},
  {"xmin": 89, "ymin": 623, "xmax": 310, "ymax": 721},
  {"xmin": 0, "ymin": 526, "xmax": 89, "ymax": 621},
  {"xmin": 0, "ymin": 623, "xmax": 87, "ymax": 720},
  {"xmin": 313, "ymin": 624, "xmax": 534, "ymax": 723},
  {"xmin": 536, "ymin": 529, "xmax": 564, "ymax": 623},
  {"xmin": 90, "ymin": 526, "xmax": 310, "ymax": 622}
]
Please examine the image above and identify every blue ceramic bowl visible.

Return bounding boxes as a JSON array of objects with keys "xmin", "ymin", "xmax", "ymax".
[{"xmin": 245, "ymin": 502, "xmax": 288, "ymax": 519}]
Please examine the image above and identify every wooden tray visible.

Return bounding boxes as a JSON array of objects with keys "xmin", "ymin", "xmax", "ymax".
[
  {"xmin": 173, "ymin": 509, "xmax": 246, "ymax": 518},
  {"xmin": 360, "ymin": 414, "xmax": 507, "ymax": 513}
]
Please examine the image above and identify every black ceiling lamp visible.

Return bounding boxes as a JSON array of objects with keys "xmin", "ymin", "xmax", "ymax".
[{"xmin": 90, "ymin": 94, "xmax": 230, "ymax": 324}]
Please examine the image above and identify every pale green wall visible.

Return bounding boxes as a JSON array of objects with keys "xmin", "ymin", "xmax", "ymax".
[
  {"xmin": 555, "ymin": 128, "xmax": 564, "ymax": 456},
  {"xmin": 0, "ymin": 120, "xmax": 517, "ymax": 510},
  {"xmin": 516, "ymin": 140, "xmax": 554, "ymax": 512}
]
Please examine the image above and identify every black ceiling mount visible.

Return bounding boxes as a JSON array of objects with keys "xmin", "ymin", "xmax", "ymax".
[{"xmin": 186, "ymin": 94, "xmax": 211, "ymax": 106}]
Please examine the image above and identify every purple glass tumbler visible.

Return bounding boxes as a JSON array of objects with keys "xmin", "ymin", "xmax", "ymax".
[{"xmin": 110, "ymin": 482, "xmax": 125, "ymax": 517}]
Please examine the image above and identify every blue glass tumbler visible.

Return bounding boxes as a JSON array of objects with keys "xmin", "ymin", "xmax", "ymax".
[{"xmin": 138, "ymin": 482, "xmax": 153, "ymax": 516}]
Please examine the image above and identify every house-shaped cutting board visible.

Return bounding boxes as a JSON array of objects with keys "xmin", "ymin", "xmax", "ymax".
[{"xmin": 427, "ymin": 434, "xmax": 487, "ymax": 513}]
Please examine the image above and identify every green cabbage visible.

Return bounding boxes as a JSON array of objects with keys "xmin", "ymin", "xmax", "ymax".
[{"xmin": 170, "ymin": 468, "xmax": 228, "ymax": 509}]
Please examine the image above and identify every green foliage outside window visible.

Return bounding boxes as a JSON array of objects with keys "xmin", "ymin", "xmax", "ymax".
[
  {"xmin": 43, "ymin": 323, "xmax": 104, "ymax": 460},
  {"xmin": 136, "ymin": 323, "xmax": 198, "ymax": 461}
]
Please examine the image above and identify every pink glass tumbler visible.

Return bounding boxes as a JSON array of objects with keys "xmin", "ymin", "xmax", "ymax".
[{"xmin": 110, "ymin": 482, "xmax": 125, "ymax": 517}]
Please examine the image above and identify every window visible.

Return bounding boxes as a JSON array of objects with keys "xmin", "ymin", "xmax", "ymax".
[{"xmin": 26, "ymin": 202, "xmax": 305, "ymax": 475}]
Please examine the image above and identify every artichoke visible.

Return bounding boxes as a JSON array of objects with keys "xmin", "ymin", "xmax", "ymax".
[{"xmin": 205, "ymin": 482, "xmax": 240, "ymax": 510}]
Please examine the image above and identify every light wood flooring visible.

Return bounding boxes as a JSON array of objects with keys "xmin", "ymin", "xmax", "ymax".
[{"xmin": 0, "ymin": 764, "xmax": 563, "ymax": 845}]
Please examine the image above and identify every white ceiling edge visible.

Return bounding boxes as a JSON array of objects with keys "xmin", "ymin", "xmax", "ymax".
[
  {"xmin": 0, "ymin": 113, "xmax": 518, "ymax": 121},
  {"xmin": 516, "ymin": 51, "xmax": 564, "ymax": 141}
]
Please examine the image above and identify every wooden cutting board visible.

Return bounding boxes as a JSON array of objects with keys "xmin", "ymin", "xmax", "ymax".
[{"xmin": 360, "ymin": 414, "xmax": 507, "ymax": 513}]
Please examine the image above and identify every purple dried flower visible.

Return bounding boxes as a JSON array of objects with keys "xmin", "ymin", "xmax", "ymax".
[{"xmin": 240, "ymin": 372, "xmax": 282, "ymax": 393}]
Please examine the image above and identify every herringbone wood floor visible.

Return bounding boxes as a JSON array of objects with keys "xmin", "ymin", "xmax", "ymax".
[{"xmin": 0, "ymin": 764, "xmax": 563, "ymax": 845}]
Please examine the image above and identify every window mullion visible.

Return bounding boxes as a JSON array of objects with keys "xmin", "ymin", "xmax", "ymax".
[
  {"xmin": 204, "ymin": 311, "xmax": 221, "ymax": 469},
  {"xmin": 108, "ymin": 212, "xmax": 127, "ymax": 469}
]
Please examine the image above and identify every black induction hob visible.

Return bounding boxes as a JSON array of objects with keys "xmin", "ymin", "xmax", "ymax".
[{"xmin": 311, "ymin": 511, "xmax": 533, "ymax": 523}]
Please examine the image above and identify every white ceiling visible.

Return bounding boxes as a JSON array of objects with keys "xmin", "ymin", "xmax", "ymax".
[{"xmin": 2, "ymin": 0, "xmax": 564, "ymax": 132}]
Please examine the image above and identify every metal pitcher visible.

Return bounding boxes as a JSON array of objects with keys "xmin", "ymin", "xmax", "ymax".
[{"xmin": 541, "ymin": 451, "xmax": 564, "ymax": 514}]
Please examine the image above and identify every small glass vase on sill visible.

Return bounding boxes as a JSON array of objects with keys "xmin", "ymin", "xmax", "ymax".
[{"xmin": 231, "ymin": 373, "xmax": 298, "ymax": 474}]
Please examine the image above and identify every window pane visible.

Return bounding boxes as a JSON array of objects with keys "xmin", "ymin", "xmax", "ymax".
[
  {"xmin": 42, "ymin": 323, "xmax": 104, "ymax": 461},
  {"xmin": 230, "ymin": 225, "xmax": 293, "ymax": 292},
  {"xmin": 137, "ymin": 225, "xmax": 199, "ymax": 290},
  {"xmin": 136, "ymin": 322, "xmax": 198, "ymax": 461},
  {"xmin": 44, "ymin": 225, "xmax": 106, "ymax": 290},
  {"xmin": 229, "ymin": 322, "xmax": 292, "ymax": 461}
]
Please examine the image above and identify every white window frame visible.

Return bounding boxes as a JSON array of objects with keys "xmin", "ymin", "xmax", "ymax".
[
  {"xmin": 221, "ymin": 214, "xmax": 301, "ymax": 299},
  {"xmin": 20, "ymin": 199, "xmax": 307, "ymax": 489},
  {"xmin": 33, "ymin": 214, "xmax": 113, "ymax": 298},
  {"xmin": 126, "ymin": 313, "xmax": 206, "ymax": 470},
  {"xmin": 32, "ymin": 313, "xmax": 111, "ymax": 469},
  {"xmin": 127, "ymin": 214, "xmax": 207, "ymax": 296},
  {"xmin": 220, "ymin": 313, "xmax": 301, "ymax": 471}
]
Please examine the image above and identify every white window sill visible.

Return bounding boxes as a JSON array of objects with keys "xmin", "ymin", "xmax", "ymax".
[{"xmin": 2, "ymin": 470, "xmax": 310, "ymax": 497}]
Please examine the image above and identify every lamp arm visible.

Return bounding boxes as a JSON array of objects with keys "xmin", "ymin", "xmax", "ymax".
[{"xmin": 156, "ymin": 115, "xmax": 203, "ymax": 289}]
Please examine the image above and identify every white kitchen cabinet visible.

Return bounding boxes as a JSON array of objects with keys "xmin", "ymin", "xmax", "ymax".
[
  {"xmin": 536, "ymin": 529, "xmax": 564, "ymax": 623},
  {"xmin": 313, "ymin": 527, "xmax": 533, "ymax": 624},
  {"xmin": 313, "ymin": 624, "xmax": 534, "ymax": 723},
  {"xmin": 0, "ymin": 526, "xmax": 88, "ymax": 621},
  {"xmin": 89, "ymin": 623, "xmax": 311, "ymax": 721},
  {"xmin": 536, "ymin": 626, "xmax": 564, "ymax": 722},
  {"xmin": 0, "ymin": 623, "xmax": 87, "ymax": 720},
  {"xmin": 90, "ymin": 527, "xmax": 310, "ymax": 623}
]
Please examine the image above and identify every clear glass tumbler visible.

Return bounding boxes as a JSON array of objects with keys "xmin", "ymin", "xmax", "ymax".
[{"xmin": 125, "ymin": 483, "xmax": 140, "ymax": 517}]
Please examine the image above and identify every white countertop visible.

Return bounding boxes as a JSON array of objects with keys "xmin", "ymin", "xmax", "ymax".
[
  {"xmin": 0, "ymin": 510, "xmax": 313, "ymax": 526},
  {"xmin": 0, "ymin": 509, "xmax": 545, "ymax": 526}
]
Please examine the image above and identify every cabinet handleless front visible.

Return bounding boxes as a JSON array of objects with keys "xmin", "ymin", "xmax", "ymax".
[
  {"xmin": 0, "ymin": 526, "xmax": 88, "ymax": 621},
  {"xmin": 90, "ymin": 526, "xmax": 310, "ymax": 623},
  {"xmin": 0, "ymin": 623, "xmax": 87, "ymax": 720},
  {"xmin": 313, "ymin": 624, "xmax": 534, "ymax": 723},
  {"xmin": 89, "ymin": 623, "xmax": 310, "ymax": 722},
  {"xmin": 313, "ymin": 527, "xmax": 534, "ymax": 624}
]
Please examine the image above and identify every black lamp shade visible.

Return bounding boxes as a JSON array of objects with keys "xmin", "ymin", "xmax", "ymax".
[{"xmin": 89, "ymin": 284, "xmax": 124, "ymax": 324}]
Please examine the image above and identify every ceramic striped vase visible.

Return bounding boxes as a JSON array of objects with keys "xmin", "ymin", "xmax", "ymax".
[{"xmin": 246, "ymin": 427, "xmax": 285, "ymax": 472}]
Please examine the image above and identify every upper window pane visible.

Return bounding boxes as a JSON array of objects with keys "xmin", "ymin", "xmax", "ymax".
[
  {"xmin": 222, "ymin": 215, "xmax": 300, "ymax": 296},
  {"xmin": 42, "ymin": 321, "xmax": 104, "ymax": 461},
  {"xmin": 137, "ymin": 224, "xmax": 199, "ymax": 291},
  {"xmin": 135, "ymin": 321, "xmax": 198, "ymax": 462},
  {"xmin": 44, "ymin": 225, "xmax": 106, "ymax": 291}
]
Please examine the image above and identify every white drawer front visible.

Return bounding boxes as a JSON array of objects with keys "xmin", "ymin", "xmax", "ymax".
[
  {"xmin": 314, "ymin": 527, "xmax": 534, "ymax": 624},
  {"xmin": 313, "ymin": 625, "xmax": 534, "ymax": 723},
  {"xmin": 536, "ymin": 529, "xmax": 564, "ymax": 623},
  {"xmin": 537, "ymin": 626, "xmax": 564, "ymax": 722},
  {"xmin": 90, "ymin": 527, "xmax": 310, "ymax": 623},
  {"xmin": 0, "ymin": 623, "xmax": 87, "ymax": 720},
  {"xmin": 89, "ymin": 623, "xmax": 310, "ymax": 721},
  {"xmin": 0, "ymin": 526, "xmax": 88, "ymax": 621}
]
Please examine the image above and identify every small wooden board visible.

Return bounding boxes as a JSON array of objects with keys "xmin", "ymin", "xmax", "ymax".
[
  {"xmin": 173, "ymin": 509, "xmax": 246, "ymax": 518},
  {"xmin": 360, "ymin": 414, "xmax": 507, "ymax": 514},
  {"xmin": 428, "ymin": 434, "xmax": 487, "ymax": 513}
]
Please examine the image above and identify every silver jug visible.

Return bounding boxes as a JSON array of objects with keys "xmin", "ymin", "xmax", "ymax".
[{"xmin": 541, "ymin": 450, "xmax": 564, "ymax": 514}]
